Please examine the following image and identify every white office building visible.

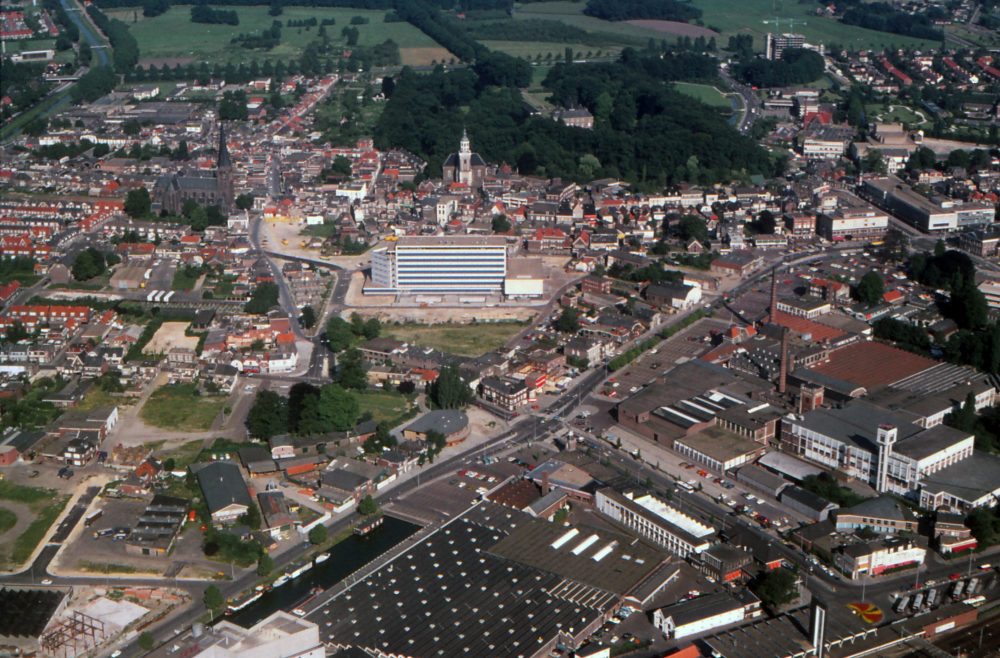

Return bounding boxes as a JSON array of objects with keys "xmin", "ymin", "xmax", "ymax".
[
  {"xmin": 596, "ymin": 488, "xmax": 714, "ymax": 559},
  {"xmin": 367, "ymin": 236, "xmax": 508, "ymax": 295}
]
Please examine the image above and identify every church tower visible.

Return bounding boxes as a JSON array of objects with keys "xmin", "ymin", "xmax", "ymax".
[
  {"xmin": 216, "ymin": 123, "xmax": 234, "ymax": 211},
  {"xmin": 458, "ymin": 128, "xmax": 472, "ymax": 184}
]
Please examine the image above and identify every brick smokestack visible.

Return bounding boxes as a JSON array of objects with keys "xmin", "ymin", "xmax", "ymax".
[
  {"xmin": 779, "ymin": 327, "xmax": 789, "ymax": 394},
  {"xmin": 542, "ymin": 470, "xmax": 550, "ymax": 495},
  {"xmin": 769, "ymin": 266, "xmax": 779, "ymax": 324}
]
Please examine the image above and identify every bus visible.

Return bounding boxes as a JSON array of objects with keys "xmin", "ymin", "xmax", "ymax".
[
  {"xmin": 910, "ymin": 592, "xmax": 925, "ymax": 610},
  {"xmin": 951, "ymin": 580, "xmax": 966, "ymax": 599},
  {"xmin": 925, "ymin": 588, "xmax": 938, "ymax": 608},
  {"xmin": 676, "ymin": 481, "xmax": 694, "ymax": 492},
  {"xmin": 966, "ymin": 595, "xmax": 987, "ymax": 608},
  {"xmin": 894, "ymin": 596, "xmax": 911, "ymax": 614}
]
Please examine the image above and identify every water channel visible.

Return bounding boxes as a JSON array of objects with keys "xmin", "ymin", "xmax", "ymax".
[{"xmin": 227, "ymin": 516, "xmax": 419, "ymax": 627}]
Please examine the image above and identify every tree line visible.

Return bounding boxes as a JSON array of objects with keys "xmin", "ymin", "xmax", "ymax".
[
  {"xmin": 840, "ymin": 2, "xmax": 944, "ymax": 41},
  {"xmin": 92, "ymin": 0, "xmax": 391, "ymax": 7},
  {"xmin": 86, "ymin": 4, "xmax": 140, "ymax": 72},
  {"xmin": 462, "ymin": 19, "xmax": 635, "ymax": 48},
  {"xmin": 732, "ymin": 47, "xmax": 825, "ymax": 88},
  {"xmin": 191, "ymin": 5, "xmax": 240, "ymax": 24},
  {"xmin": 583, "ymin": 0, "xmax": 702, "ymax": 23}
]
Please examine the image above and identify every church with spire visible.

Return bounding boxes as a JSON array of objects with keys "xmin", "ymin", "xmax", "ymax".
[
  {"xmin": 152, "ymin": 124, "xmax": 235, "ymax": 214},
  {"xmin": 441, "ymin": 129, "xmax": 487, "ymax": 189}
]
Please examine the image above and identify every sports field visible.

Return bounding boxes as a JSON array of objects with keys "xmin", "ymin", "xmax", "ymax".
[
  {"xmin": 111, "ymin": 6, "xmax": 438, "ymax": 64},
  {"xmin": 672, "ymin": 82, "xmax": 733, "ymax": 108},
  {"xmin": 513, "ymin": 0, "xmax": 937, "ymax": 52},
  {"xmin": 385, "ymin": 321, "xmax": 527, "ymax": 357}
]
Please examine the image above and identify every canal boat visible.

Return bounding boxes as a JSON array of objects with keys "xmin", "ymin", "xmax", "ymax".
[
  {"xmin": 272, "ymin": 574, "xmax": 290, "ymax": 588},
  {"xmin": 354, "ymin": 516, "xmax": 383, "ymax": 536},
  {"xmin": 290, "ymin": 562, "xmax": 313, "ymax": 579},
  {"xmin": 314, "ymin": 553, "xmax": 329, "ymax": 564}
]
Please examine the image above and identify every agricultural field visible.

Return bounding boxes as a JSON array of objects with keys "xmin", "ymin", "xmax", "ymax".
[
  {"xmin": 385, "ymin": 321, "xmax": 527, "ymax": 357},
  {"xmin": 140, "ymin": 383, "xmax": 227, "ymax": 432},
  {"xmin": 109, "ymin": 6, "xmax": 438, "ymax": 64},
  {"xmin": 689, "ymin": 0, "xmax": 938, "ymax": 51},
  {"xmin": 480, "ymin": 40, "xmax": 597, "ymax": 60},
  {"xmin": 512, "ymin": 0, "xmax": 937, "ymax": 52},
  {"xmin": 672, "ymin": 82, "xmax": 733, "ymax": 108}
]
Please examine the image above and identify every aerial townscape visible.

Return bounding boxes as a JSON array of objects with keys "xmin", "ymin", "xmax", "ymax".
[{"xmin": 2, "ymin": 0, "xmax": 1000, "ymax": 656}]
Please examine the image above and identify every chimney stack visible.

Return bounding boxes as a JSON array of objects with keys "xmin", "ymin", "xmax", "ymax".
[
  {"xmin": 542, "ymin": 470, "xmax": 550, "ymax": 495},
  {"xmin": 768, "ymin": 266, "xmax": 779, "ymax": 324},
  {"xmin": 779, "ymin": 327, "xmax": 789, "ymax": 394}
]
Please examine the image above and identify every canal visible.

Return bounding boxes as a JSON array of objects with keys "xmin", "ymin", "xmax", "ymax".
[{"xmin": 227, "ymin": 516, "xmax": 420, "ymax": 627}]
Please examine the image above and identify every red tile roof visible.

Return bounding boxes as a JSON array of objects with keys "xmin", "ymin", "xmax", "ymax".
[
  {"xmin": 807, "ymin": 341, "xmax": 936, "ymax": 390},
  {"xmin": 771, "ymin": 311, "xmax": 846, "ymax": 343}
]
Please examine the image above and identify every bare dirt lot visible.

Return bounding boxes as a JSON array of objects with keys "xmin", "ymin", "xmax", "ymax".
[
  {"xmin": 624, "ymin": 20, "xmax": 719, "ymax": 38},
  {"xmin": 143, "ymin": 322, "xmax": 198, "ymax": 354},
  {"xmin": 400, "ymin": 46, "xmax": 452, "ymax": 66}
]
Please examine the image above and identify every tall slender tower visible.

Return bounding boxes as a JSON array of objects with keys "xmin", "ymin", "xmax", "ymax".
[
  {"xmin": 458, "ymin": 128, "xmax": 472, "ymax": 184},
  {"xmin": 216, "ymin": 123, "xmax": 234, "ymax": 211},
  {"xmin": 875, "ymin": 424, "xmax": 897, "ymax": 493},
  {"xmin": 811, "ymin": 598, "xmax": 827, "ymax": 658},
  {"xmin": 767, "ymin": 266, "xmax": 779, "ymax": 324}
]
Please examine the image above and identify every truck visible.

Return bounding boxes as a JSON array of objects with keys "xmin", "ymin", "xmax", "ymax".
[
  {"xmin": 84, "ymin": 510, "xmax": 102, "ymax": 527},
  {"xmin": 163, "ymin": 291, "xmax": 175, "ymax": 302},
  {"xmin": 146, "ymin": 290, "xmax": 158, "ymax": 302},
  {"xmin": 93, "ymin": 528, "xmax": 113, "ymax": 539}
]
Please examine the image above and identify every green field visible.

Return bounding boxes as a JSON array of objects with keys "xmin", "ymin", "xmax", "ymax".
[
  {"xmin": 672, "ymin": 82, "xmax": 733, "ymax": 108},
  {"xmin": 0, "ymin": 508, "xmax": 16, "ymax": 536},
  {"xmin": 354, "ymin": 391, "xmax": 413, "ymax": 424},
  {"xmin": 113, "ymin": 6, "xmax": 438, "ymax": 63},
  {"xmin": 0, "ymin": 482, "xmax": 68, "ymax": 568},
  {"xmin": 513, "ymin": 0, "xmax": 937, "ymax": 52},
  {"xmin": 480, "ymin": 39, "xmax": 600, "ymax": 59},
  {"xmin": 140, "ymin": 382, "xmax": 227, "ymax": 431},
  {"xmin": 385, "ymin": 320, "xmax": 529, "ymax": 357},
  {"xmin": 866, "ymin": 104, "xmax": 928, "ymax": 125}
]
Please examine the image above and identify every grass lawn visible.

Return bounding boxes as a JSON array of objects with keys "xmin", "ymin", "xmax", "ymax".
[
  {"xmin": 172, "ymin": 267, "xmax": 202, "ymax": 291},
  {"xmin": 158, "ymin": 439, "xmax": 205, "ymax": 470},
  {"xmin": 120, "ymin": 6, "xmax": 438, "ymax": 63},
  {"xmin": 77, "ymin": 387, "xmax": 134, "ymax": 413},
  {"xmin": 0, "ymin": 508, "xmax": 17, "ymax": 536},
  {"xmin": 0, "ymin": 481, "xmax": 55, "ymax": 505},
  {"xmin": 672, "ymin": 82, "xmax": 733, "ymax": 108},
  {"xmin": 301, "ymin": 224, "xmax": 338, "ymax": 238},
  {"xmin": 0, "ymin": 273, "xmax": 41, "ymax": 287},
  {"xmin": 385, "ymin": 320, "xmax": 529, "ymax": 357},
  {"xmin": 4, "ymin": 496, "xmax": 68, "ymax": 567},
  {"xmin": 867, "ymin": 104, "xmax": 928, "ymax": 125},
  {"xmin": 140, "ymin": 383, "xmax": 227, "ymax": 432},
  {"xmin": 354, "ymin": 391, "xmax": 413, "ymax": 424}
]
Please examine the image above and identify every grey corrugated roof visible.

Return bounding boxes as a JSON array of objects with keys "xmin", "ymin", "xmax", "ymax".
[
  {"xmin": 780, "ymin": 485, "xmax": 838, "ymax": 513},
  {"xmin": 404, "ymin": 410, "xmax": 469, "ymax": 436},
  {"xmin": 196, "ymin": 461, "xmax": 253, "ymax": 515}
]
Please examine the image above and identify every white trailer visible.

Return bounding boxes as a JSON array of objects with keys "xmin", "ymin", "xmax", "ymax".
[{"xmin": 163, "ymin": 291, "xmax": 175, "ymax": 302}]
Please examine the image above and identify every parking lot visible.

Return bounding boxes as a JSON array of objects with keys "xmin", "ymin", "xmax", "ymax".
[{"xmin": 590, "ymin": 316, "xmax": 735, "ymax": 403}]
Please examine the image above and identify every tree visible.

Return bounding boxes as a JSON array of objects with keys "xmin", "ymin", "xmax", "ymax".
[
  {"xmin": 163, "ymin": 457, "xmax": 176, "ymax": 471},
  {"xmin": 246, "ymin": 389, "xmax": 288, "ymax": 440},
  {"xmin": 138, "ymin": 632, "xmax": 155, "ymax": 651},
  {"xmin": 330, "ymin": 156, "xmax": 352, "ymax": 178},
  {"xmin": 124, "ymin": 187, "xmax": 151, "ymax": 219},
  {"xmin": 257, "ymin": 552, "xmax": 274, "ymax": 576},
  {"xmin": 336, "ymin": 348, "xmax": 367, "ymax": 390},
  {"xmin": 855, "ymin": 271, "xmax": 885, "ymax": 307},
  {"xmin": 300, "ymin": 306, "xmax": 317, "ymax": 329},
  {"xmin": 752, "ymin": 567, "xmax": 798, "ymax": 607},
  {"xmin": 71, "ymin": 248, "xmax": 106, "ymax": 281},
  {"xmin": 269, "ymin": 0, "xmax": 282, "ymax": 16},
  {"xmin": 358, "ymin": 494, "xmax": 378, "ymax": 516},
  {"xmin": 556, "ymin": 307, "xmax": 580, "ymax": 333},
  {"xmin": 326, "ymin": 316, "xmax": 354, "ymax": 352},
  {"xmin": 309, "ymin": 523, "xmax": 328, "ymax": 544},
  {"xmin": 238, "ymin": 503, "xmax": 261, "ymax": 529},
  {"xmin": 946, "ymin": 391, "xmax": 977, "ymax": 434},
  {"xmin": 677, "ymin": 214, "xmax": 708, "ymax": 244},
  {"xmin": 491, "ymin": 214, "xmax": 511, "ymax": 234},
  {"xmin": 935, "ymin": 239, "xmax": 947, "ymax": 258},
  {"xmin": 4, "ymin": 321, "xmax": 28, "ymax": 343},
  {"xmin": 364, "ymin": 422, "xmax": 398, "ymax": 454},
  {"xmin": 429, "ymin": 364, "xmax": 472, "ymax": 409},
  {"xmin": 235, "ymin": 193, "xmax": 254, "ymax": 210},
  {"xmin": 398, "ymin": 380, "xmax": 416, "ymax": 394},
  {"xmin": 950, "ymin": 274, "xmax": 988, "ymax": 331},
  {"xmin": 204, "ymin": 585, "xmax": 224, "ymax": 610},
  {"xmin": 362, "ymin": 317, "xmax": 381, "ymax": 340},
  {"xmin": 381, "ymin": 75, "xmax": 395, "ymax": 98},
  {"xmin": 297, "ymin": 384, "xmax": 359, "ymax": 434},
  {"xmin": 244, "ymin": 281, "xmax": 280, "ymax": 314}
]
